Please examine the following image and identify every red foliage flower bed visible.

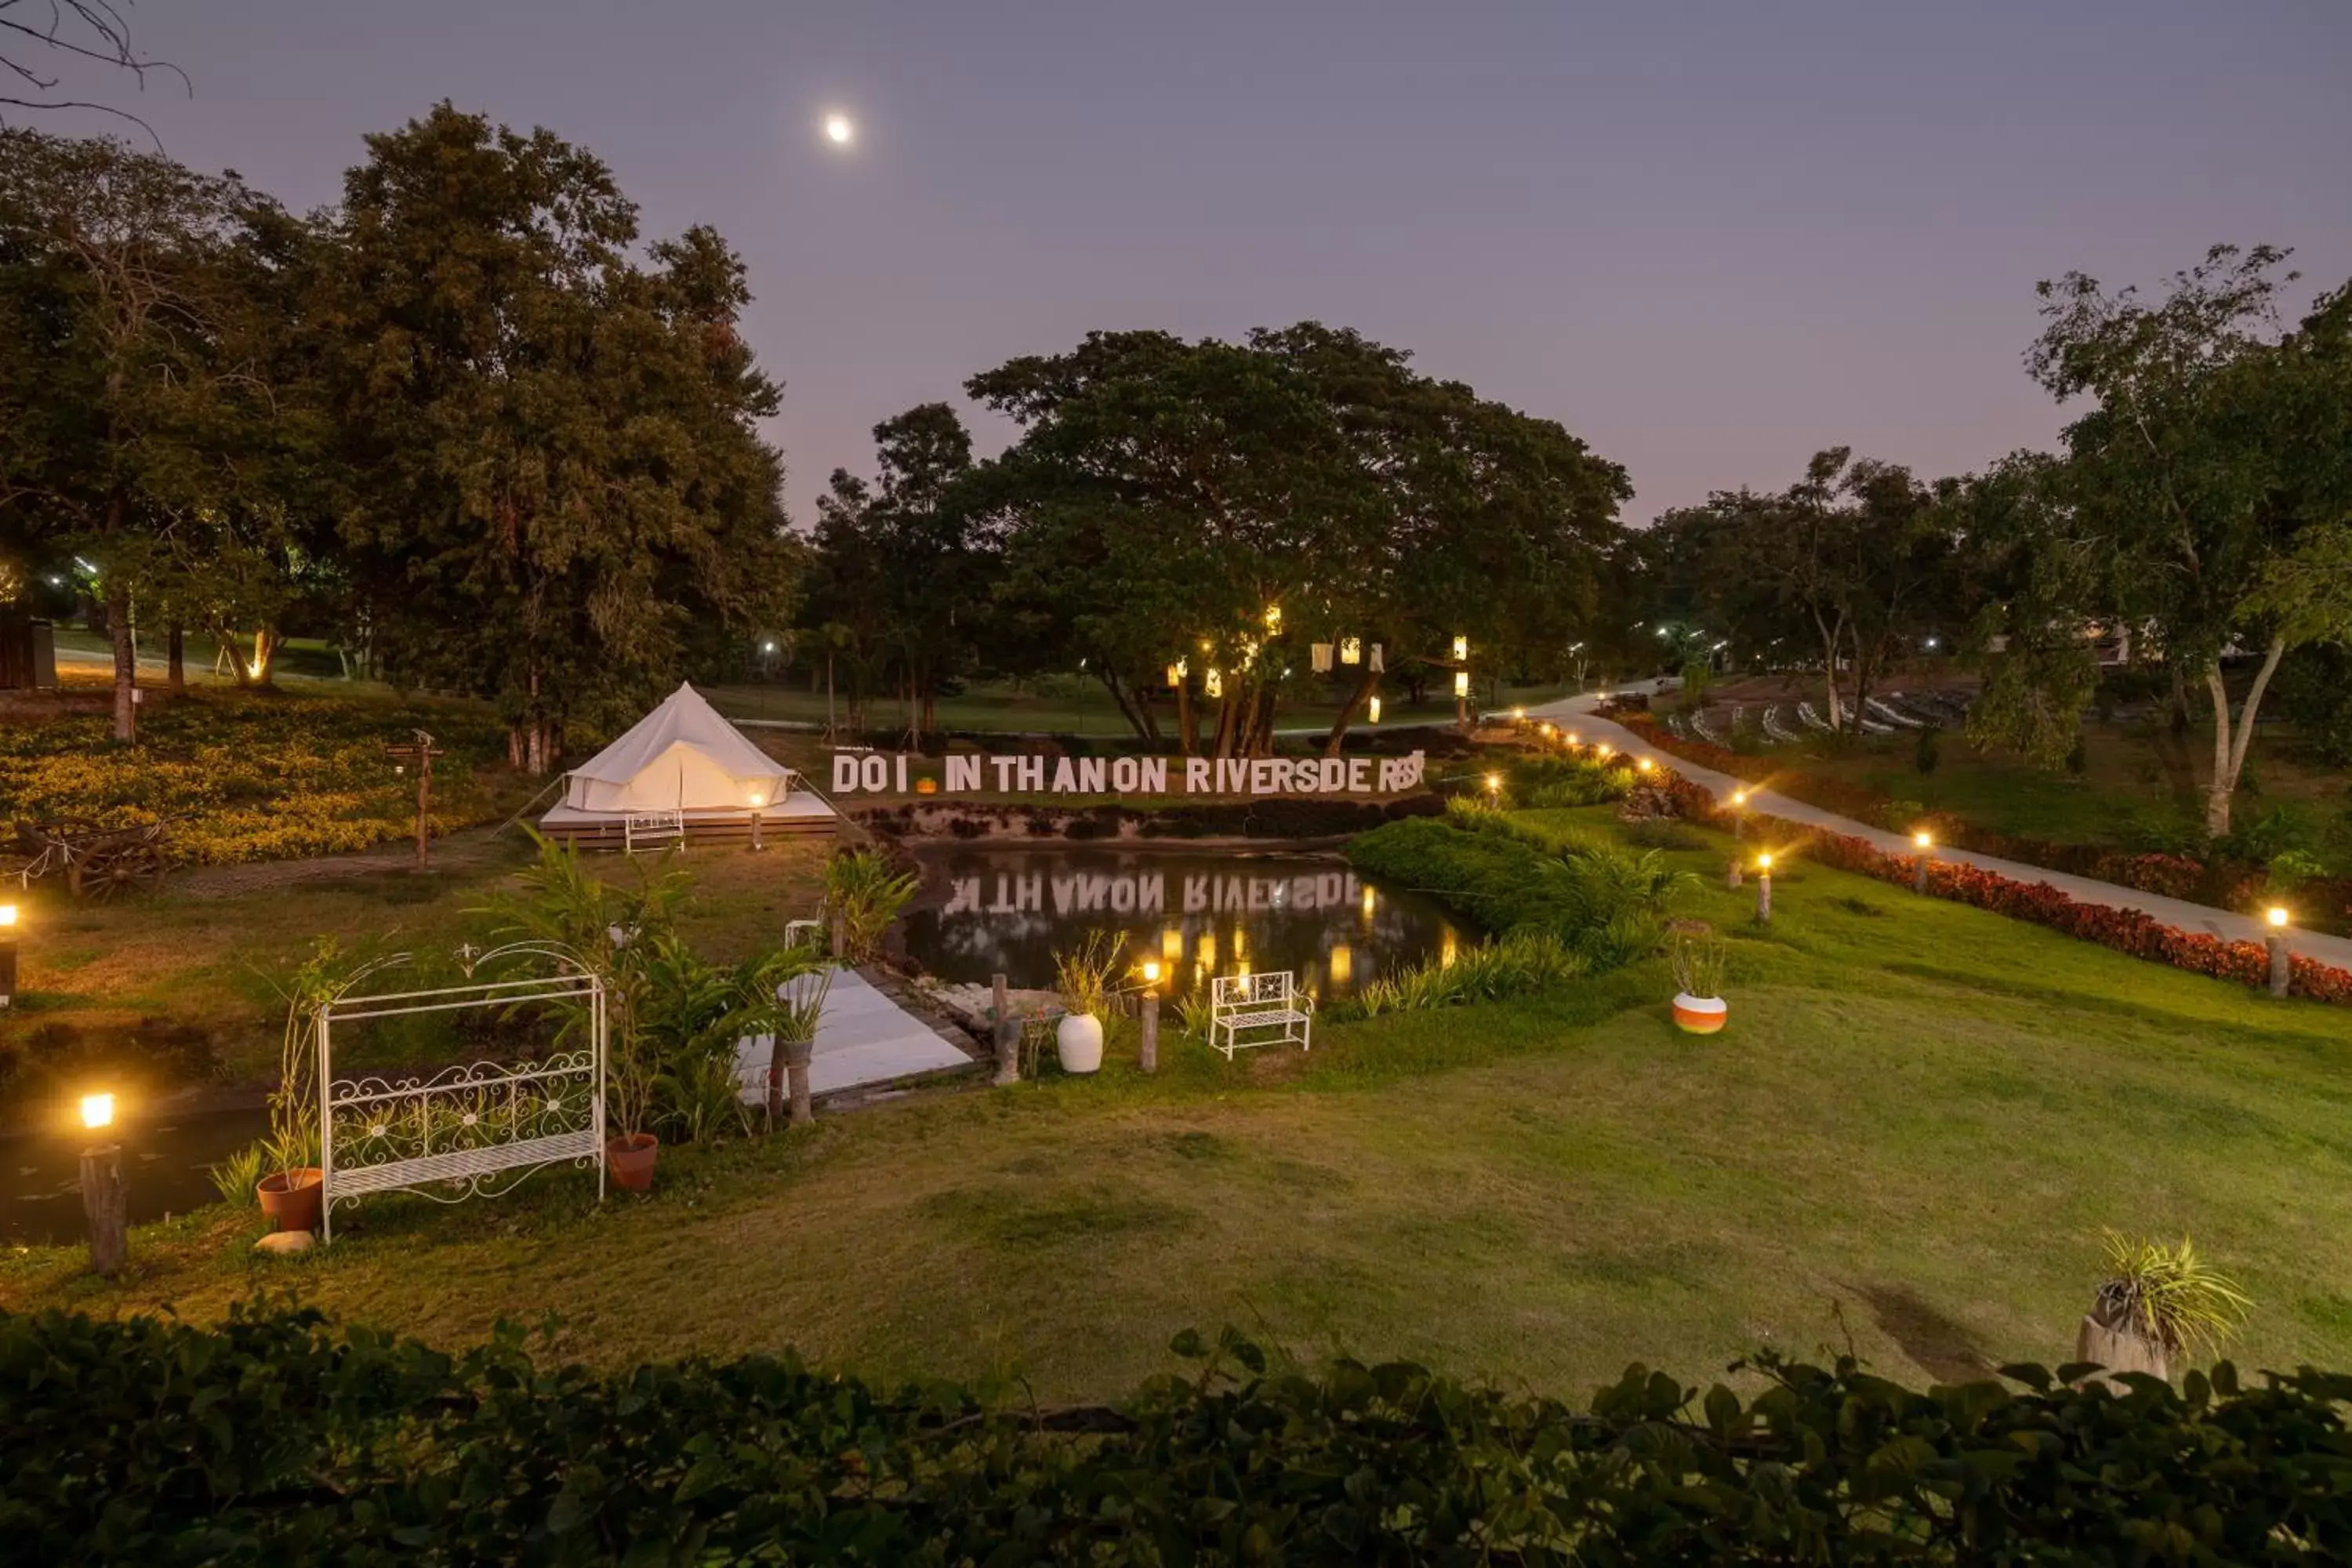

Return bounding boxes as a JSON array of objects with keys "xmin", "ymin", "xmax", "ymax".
[
  {"xmin": 1654, "ymin": 773, "xmax": 2352, "ymax": 1006},
  {"xmin": 1623, "ymin": 717, "xmax": 2350, "ymax": 933}
]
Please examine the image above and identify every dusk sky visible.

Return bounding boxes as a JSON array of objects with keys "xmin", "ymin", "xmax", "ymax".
[{"xmin": 42, "ymin": 1, "xmax": 2352, "ymax": 525}]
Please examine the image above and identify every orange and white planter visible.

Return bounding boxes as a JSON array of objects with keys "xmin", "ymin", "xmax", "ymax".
[{"xmin": 1671, "ymin": 993, "xmax": 1727, "ymax": 1034}]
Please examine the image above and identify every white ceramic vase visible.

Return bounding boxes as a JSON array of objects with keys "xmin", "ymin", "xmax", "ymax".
[{"xmin": 1055, "ymin": 1013, "xmax": 1105, "ymax": 1073}]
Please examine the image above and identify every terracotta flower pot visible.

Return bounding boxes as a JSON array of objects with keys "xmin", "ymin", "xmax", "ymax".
[
  {"xmin": 607, "ymin": 1132, "xmax": 659, "ymax": 1192},
  {"xmin": 1671, "ymin": 993, "xmax": 1727, "ymax": 1034},
  {"xmin": 256, "ymin": 1167, "xmax": 324, "ymax": 1234}
]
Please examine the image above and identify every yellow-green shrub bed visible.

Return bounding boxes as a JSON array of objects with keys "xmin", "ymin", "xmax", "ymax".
[{"xmin": 0, "ymin": 692, "xmax": 518, "ymax": 866}]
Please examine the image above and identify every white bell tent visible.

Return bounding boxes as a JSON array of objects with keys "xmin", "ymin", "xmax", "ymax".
[{"xmin": 540, "ymin": 683, "xmax": 833, "ymax": 847}]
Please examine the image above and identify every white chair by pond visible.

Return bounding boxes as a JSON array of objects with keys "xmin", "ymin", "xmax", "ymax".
[{"xmin": 1208, "ymin": 971, "xmax": 1313, "ymax": 1060}]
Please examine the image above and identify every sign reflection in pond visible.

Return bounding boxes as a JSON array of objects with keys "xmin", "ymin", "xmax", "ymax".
[{"xmin": 899, "ymin": 847, "xmax": 1464, "ymax": 999}]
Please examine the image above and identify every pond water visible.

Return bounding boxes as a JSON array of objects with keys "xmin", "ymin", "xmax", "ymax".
[
  {"xmin": 2, "ymin": 1105, "xmax": 270, "ymax": 1247},
  {"xmin": 897, "ymin": 844, "xmax": 1465, "ymax": 999}
]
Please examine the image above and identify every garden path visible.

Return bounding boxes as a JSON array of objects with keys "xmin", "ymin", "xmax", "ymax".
[
  {"xmin": 731, "ymin": 968, "xmax": 978, "ymax": 1103},
  {"xmin": 1528, "ymin": 683, "xmax": 2352, "ymax": 971}
]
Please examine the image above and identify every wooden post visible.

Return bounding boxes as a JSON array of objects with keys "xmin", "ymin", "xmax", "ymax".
[
  {"xmin": 1725, "ymin": 858, "xmax": 1742, "ymax": 890},
  {"xmin": 0, "ymin": 929, "xmax": 16, "ymax": 1009},
  {"xmin": 1138, "ymin": 993, "xmax": 1160, "ymax": 1073},
  {"xmin": 82, "ymin": 1143, "xmax": 125, "ymax": 1275},
  {"xmin": 414, "ymin": 739, "xmax": 433, "ymax": 867},
  {"xmin": 751, "ymin": 807, "xmax": 764, "ymax": 853},
  {"xmin": 2267, "ymin": 934, "xmax": 2291, "ymax": 999},
  {"xmin": 1914, "ymin": 850, "xmax": 1931, "ymax": 896},
  {"xmin": 1755, "ymin": 870, "xmax": 1772, "ymax": 925},
  {"xmin": 784, "ymin": 1038, "xmax": 815, "ymax": 1127},
  {"xmin": 990, "ymin": 971, "xmax": 1019, "ymax": 1086}
]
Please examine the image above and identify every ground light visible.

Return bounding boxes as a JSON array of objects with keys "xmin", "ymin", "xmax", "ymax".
[
  {"xmin": 749, "ymin": 791, "xmax": 766, "ymax": 851},
  {"xmin": 2266, "ymin": 906, "xmax": 2292, "ymax": 998},
  {"xmin": 1731, "ymin": 789, "xmax": 1749, "ymax": 842},
  {"xmin": 1636, "ymin": 756, "xmax": 1654, "ymax": 774},
  {"xmin": 1912, "ymin": 829, "xmax": 1933, "ymax": 895},
  {"xmin": 78, "ymin": 1088, "xmax": 127, "ymax": 1276},
  {"xmin": 1755, "ymin": 854, "xmax": 1774, "ymax": 924}
]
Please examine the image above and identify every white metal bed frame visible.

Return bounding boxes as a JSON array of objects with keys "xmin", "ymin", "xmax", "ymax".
[{"xmin": 315, "ymin": 944, "xmax": 606, "ymax": 1244}]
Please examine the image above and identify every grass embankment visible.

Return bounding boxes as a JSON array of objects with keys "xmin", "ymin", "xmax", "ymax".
[{"xmin": 8, "ymin": 806, "xmax": 2347, "ymax": 1406}]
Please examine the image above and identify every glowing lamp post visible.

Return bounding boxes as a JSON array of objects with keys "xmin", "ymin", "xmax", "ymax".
[
  {"xmin": 2265, "ymin": 906, "xmax": 2292, "ymax": 999},
  {"xmin": 1731, "ymin": 789, "xmax": 1748, "ymax": 842},
  {"xmin": 1138, "ymin": 958, "xmax": 1163, "ymax": 1073},
  {"xmin": 79, "ymin": 1090, "xmax": 127, "ymax": 1276},
  {"xmin": 1635, "ymin": 756, "xmax": 1655, "ymax": 775},
  {"xmin": 0, "ymin": 901, "xmax": 16, "ymax": 1010},
  {"xmin": 1911, "ymin": 829, "xmax": 1933, "ymax": 895},
  {"xmin": 1452, "ymin": 636, "xmax": 1470, "ymax": 731},
  {"xmin": 1755, "ymin": 853, "xmax": 1774, "ymax": 924},
  {"xmin": 1484, "ymin": 772, "xmax": 1502, "ymax": 803},
  {"xmin": 749, "ymin": 790, "xmax": 767, "ymax": 852}
]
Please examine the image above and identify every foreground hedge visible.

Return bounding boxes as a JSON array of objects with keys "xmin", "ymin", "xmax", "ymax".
[{"xmin": 5, "ymin": 1308, "xmax": 2350, "ymax": 1563}]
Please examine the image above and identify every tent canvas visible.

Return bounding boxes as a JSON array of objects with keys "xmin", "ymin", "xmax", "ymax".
[{"xmin": 558, "ymin": 683, "xmax": 795, "ymax": 816}]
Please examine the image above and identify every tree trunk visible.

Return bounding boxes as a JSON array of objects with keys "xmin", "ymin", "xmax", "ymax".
[
  {"xmin": 106, "ymin": 579, "xmax": 136, "ymax": 744},
  {"xmin": 2203, "ymin": 639, "xmax": 2287, "ymax": 837},
  {"xmin": 167, "ymin": 623, "xmax": 185, "ymax": 695},
  {"xmin": 1176, "ymin": 677, "xmax": 1194, "ymax": 756},
  {"xmin": 1812, "ymin": 609, "xmax": 1846, "ymax": 732},
  {"xmin": 1323, "ymin": 666, "xmax": 1381, "ymax": 757}
]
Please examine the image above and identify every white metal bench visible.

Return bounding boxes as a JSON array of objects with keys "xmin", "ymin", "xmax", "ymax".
[
  {"xmin": 622, "ymin": 811, "xmax": 686, "ymax": 854},
  {"xmin": 1209, "ymin": 971, "xmax": 1313, "ymax": 1060}
]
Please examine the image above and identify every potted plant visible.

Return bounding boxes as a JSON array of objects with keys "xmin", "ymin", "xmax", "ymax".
[
  {"xmin": 1669, "ymin": 931, "xmax": 1728, "ymax": 1034},
  {"xmin": 1051, "ymin": 931, "xmax": 1123, "ymax": 1074},
  {"xmin": 253, "ymin": 940, "xmax": 369, "ymax": 1232},
  {"xmin": 2077, "ymin": 1232, "xmax": 2252, "ymax": 1384}
]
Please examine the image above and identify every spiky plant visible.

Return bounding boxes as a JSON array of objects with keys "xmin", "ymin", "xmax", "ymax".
[{"xmin": 2093, "ymin": 1233, "xmax": 2253, "ymax": 1358}]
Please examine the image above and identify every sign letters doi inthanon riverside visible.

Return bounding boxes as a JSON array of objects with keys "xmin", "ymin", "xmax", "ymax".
[{"xmin": 829, "ymin": 750, "xmax": 1427, "ymax": 797}]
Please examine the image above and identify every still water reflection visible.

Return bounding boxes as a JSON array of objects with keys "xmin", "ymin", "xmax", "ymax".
[
  {"xmin": 3, "ymin": 1105, "xmax": 269, "ymax": 1247},
  {"xmin": 897, "ymin": 845, "xmax": 1463, "ymax": 999}
]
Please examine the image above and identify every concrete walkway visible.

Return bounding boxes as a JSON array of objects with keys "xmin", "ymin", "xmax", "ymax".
[
  {"xmin": 1526, "ymin": 683, "xmax": 2352, "ymax": 971},
  {"xmin": 731, "ymin": 968, "xmax": 978, "ymax": 1103}
]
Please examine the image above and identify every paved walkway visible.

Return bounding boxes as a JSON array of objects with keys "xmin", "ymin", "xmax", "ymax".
[
  {"xmin": 730, "ymin": 968, "xmax": 977, "ymax": 1103},
  {"xmin": 1526, "ymin": 683, "xmax": 2352, "ymax": 971}
]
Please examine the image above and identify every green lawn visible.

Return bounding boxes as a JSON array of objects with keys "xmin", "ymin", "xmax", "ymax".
[
  {"xmin": 9, "ymin": 807, "xmax": 2347, "ymax": 1405},
  {"xmin": 1733, "ymin": 710, "xmax": 2349, "ymax": 864},
  {"xmin": 704, "ymin": 677, "xmax": 1584, "ymax": 736}
]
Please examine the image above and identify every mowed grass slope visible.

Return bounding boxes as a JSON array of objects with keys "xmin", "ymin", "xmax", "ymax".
[{"xmin": 5, "ymin": 808, "xmax": 2347, "ymax": 1404}]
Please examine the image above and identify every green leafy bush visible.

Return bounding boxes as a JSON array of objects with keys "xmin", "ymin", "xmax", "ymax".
[
  {"xmin": 1334, "ymin": 931, "xmax": 1588, "ymax": 1020},
  {"xmin": 5, "ymin": 1305, "xmax": 2350, "ymax": 1563}
]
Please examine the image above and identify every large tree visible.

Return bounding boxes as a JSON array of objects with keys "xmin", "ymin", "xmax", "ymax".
[
  {"xmin": 317, "ymin": 104, "xmax": 794, "ymax": 771},
  {"xmin": 0, "ymin": 127, "xmax": 266, "ymax": 738},
  {"xmin": 2028, "ymin": 245, "xmax": 2352, "ymax": 833},
  {"xmin": 802, "ymin": 403, "xmax": 986, "ymax": 741}
]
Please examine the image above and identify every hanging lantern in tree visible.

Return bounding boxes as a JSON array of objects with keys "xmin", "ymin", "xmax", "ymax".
[
  {"xmin": 1367, "ymin": 695, "xmax": 1381, "ymax": 724},
  {"xmin": 1264, "ymin": 604, "xmax": 1283, "ymax": 635},
  {"xmin": 1454, "ymin": 670, "xmax": 1470, "ymax": 699},
  {"xmin": 1311, "ymin": 642, "xmax": 1334, "ymax": 673},
  {"xmin": 1451, "ymin": 634, "xmax": 1469, "ymax": 662},
  {"xmin": 1166, "ymin": 657, "xmax": 1186, "ymax": 688},
  {"xmin": 1368, "ymin": 643, "xmax": 1384, "ymax": 673},
  {"xmin": 1204, "ymin": 667, "xmax": 1224, "ymax": 699},
  {"xmin": 1340, "ymin": 637, "xmax": 1362, "ymax": 666}
]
